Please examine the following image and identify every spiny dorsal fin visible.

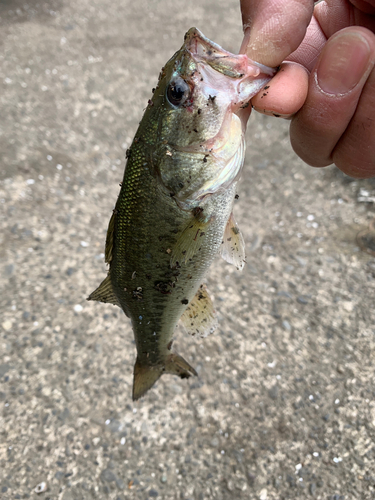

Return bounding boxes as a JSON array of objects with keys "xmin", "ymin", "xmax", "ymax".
[
  {"xmin": 170, "ymin": 210, "xmax": 213, "ymax": 267},
  {"xmin": 87, "ymin": 274, "xmax": 120, "ymax": 306},
  {"xmin": 180, "ymin": 284, "xmax": 217, "ymax": 338},
  {"xmin": 221, "ymin": 212, "xmax": 246, "ymax": 270},
  {"xmin": 105, "ymin": 211, "xmax": 116, "ymax": 264}
]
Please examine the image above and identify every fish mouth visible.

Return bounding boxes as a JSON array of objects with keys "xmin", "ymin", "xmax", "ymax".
[{"xmin": 184, "ymin": 27, "xmax": 275, "ymax": 79}]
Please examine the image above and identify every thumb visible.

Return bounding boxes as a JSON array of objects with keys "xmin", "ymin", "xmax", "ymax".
[{"xmin": 240, "ymin": 0, "xmax": 314, "ymax": 66}]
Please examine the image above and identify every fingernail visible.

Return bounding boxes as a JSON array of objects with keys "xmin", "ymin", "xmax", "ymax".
[{"xmin": 316, "ymin": 33, "xmax": 371, "ymax": 95}]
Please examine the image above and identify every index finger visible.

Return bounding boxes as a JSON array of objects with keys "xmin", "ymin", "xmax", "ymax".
[{"xmin": 240, "ymin": 0, "xmax": 314, "ymax": 66}]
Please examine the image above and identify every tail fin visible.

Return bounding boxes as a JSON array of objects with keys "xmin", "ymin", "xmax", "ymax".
[{"xmin": 132, "ymin": 353, "xmax": 197, "ymax": 401}]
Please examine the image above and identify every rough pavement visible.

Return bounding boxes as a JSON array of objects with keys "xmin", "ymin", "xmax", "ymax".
[{"xmin": 1, "ymin": 0, "xmax": 375, "ymax": 499}]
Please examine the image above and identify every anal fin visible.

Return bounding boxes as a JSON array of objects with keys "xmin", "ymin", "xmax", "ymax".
[
  {"xmin": 180, "ymin": 284, "xmax": 217, "ymax": 338},
  {"xmin": 221, "ymin": 212, "xmax": 246, "ymax": 270},
  {"xmin": 87, "ymin": 274, "xmax": 120, "ymax": 306}
]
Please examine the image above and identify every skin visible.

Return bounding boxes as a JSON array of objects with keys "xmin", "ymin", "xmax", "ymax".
[{"xmin": 239, "ymin": 0, "xmax": 375, "ymax": 178}]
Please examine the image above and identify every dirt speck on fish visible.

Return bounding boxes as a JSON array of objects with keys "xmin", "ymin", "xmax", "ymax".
[{"xmin": 88, "ymin": 27, "xmax": 276, "ymax": 400}]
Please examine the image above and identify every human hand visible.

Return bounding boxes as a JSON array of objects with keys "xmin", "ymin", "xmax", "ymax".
[{"xmin": 240, "ymin": 0, "xmax": 375, "ymax": 178}]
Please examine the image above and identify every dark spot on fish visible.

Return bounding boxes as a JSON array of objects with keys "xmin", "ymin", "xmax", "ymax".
[
  {"xmin": 169, "ymin": 192, "xmax": 175, "ymax": 197},
  {"xmin": 208, "ymin": 95, "xmax": 216, "ymax": 102},
  {"xmin": 134, "ymin": 137, "xmax": 140, "ymax": 143},
  {"xmin": 172, "ymin": 228, "xmax": 179, "ymax": 234},
  {"xmin": 240, "ymin": 102, "xmax": 250, "ymax": 109},
  {"xmin": 146, "ymin": 274, "xmax": 151, "ymax": 280},
  {"xmin": 181, "ymin": 298, "xmax": 189, "ymax": 305},
  {"xmin": 178, "ymin": 182, "xmax": 184, "ymax": 189},
  {"xmin": 125, "ymin": 148, "xmax": 131, "ymax": 158},
  {"xmin": 119, "ymin": 182, "xmax": 123, "ymax": 187},
  {"xmin": 231, "ymin": 226, "xmax": 240, "ymax": 235},
  {"xmin": 167, "ymin": 340, "xmax": 173, "ymax": 350},
  {"xmin": 227, "ymin": 237, "xmax": 232, "ymax": 241},
  {"xmin": 192, "ymin": 206, "xmax": 203, "ymax": 217},
  {"xmin": 180, "ymin": 373, "xmax": 189, "ymax": 379},
  {"xmin": 132, "ymin": 287, "xmax": 143, "ymax": 300},
  {"xmin": 264, "ymin": 85, "xmax": 270, "ymax": 90},
  {"xmin": 235, "ymin": 194, "xmax": 239, "ymax": 199},
  {"xmin": 152, "ymin": 87, "xmax": 155, "ymax": 93},
  {"xmin": 200, "ymin": 77, "xmax": 204, "ymax": 81},
  {"xmin": 112, "ymin": 208, "xmax": 118, "ymax": 214},
  {"xmin": 193, "ymin": 128, "xmax": 198, "ymax": 133},
  {"xmin": 148, "ymin": 99, "xmax": 154, "ymax": 107},
  {"xmin": 200, "ymin": 232, "xmax": 205, "ymax": 237},
  {"xmin": 154, "ymin": 281, "xmax": 172, "ymax": 295},
  {"xmin": 197, "ymin": 108, "xmax": 202, "ymax": 115}
]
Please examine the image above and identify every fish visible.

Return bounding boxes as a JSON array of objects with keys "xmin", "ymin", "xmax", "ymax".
[{"xmin": 88, "ymin": 27, "xmax": 276, "ymax": 400}]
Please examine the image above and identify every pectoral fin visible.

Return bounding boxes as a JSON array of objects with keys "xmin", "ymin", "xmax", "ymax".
[
  {"xmin": 180, "ymin": 284, "xmax": 217, "ymax": 337},
  {"xmin": 170, "ymin": 212, "xmax": 212, "ymax": 267},
  {"xmin": 221, "ymin": 212, "xmax": 246, "ymax": 270},
  {"xmin": 87, "ymin": 274, "xmax": 120, "ymax": 306}
]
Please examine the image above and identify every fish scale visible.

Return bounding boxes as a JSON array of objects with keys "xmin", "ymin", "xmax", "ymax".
[{"xmin": 88, "ymin": 27, "xmax": 276, "ymax": 400}]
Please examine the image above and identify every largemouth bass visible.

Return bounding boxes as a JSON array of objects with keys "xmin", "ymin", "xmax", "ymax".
[{"xmin": 88, "ymin": 28, "xmax": 275, "ymax": 400}]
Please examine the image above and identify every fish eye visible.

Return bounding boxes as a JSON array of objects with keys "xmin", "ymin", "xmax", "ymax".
[{"xmin": 166, "ymin": 77, "xmax": 190, "ymax": 107}]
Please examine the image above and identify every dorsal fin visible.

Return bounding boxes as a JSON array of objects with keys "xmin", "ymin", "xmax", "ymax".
[
  {"xmin": 221, "ymin": 212, "xmax": 246, "ymax": 270},
  {"xmin": 87, "ymin": 274, "xmax": 120, "ymax": 306},
  {"xmin": 180, "ymin": 284, "xmax": 217, "ymax": 338}
]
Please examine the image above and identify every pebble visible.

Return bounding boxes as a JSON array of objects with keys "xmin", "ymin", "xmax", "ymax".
[
  {"xmin": 0, "ymin": 364, "xmax": 10, "ymax": 377},
  {"xmin": 160, "ymin": 474, "xmax": 167, "ymax": 483},
  {"xmin": 282, "ymin": 320, "xmax": 292, "ymax": 331},
  {"xmin": 101, "ymin": 469, "xmax": 117, "ymax": 482},
  {"xmin": 34, "ymin": 482, "xmax": 47, "ymax": 493},
  {"xmin": 2, "ymin": 320, "xmax": 12, "ymax": 331},
  {"xmin": 4, "ymin": 264, "xmax": 14, "ymax": 276},
  {"xmin": 268, "ymin": 384, "xmax": 279, "ymax": 400},
  {"xmin": 116, "ymin": 477, "xmax": 125, "ymax": 490},
  {"xmin": 149, "ymin": 489, "xmax": 159, "ymax": 497},
  {"xmin": 309, "ymin": 482, "xmax": 316, "ymax": 496},
  {"xmin": 259, "ymin": 488, "xmax": 268, "ymax": 500},
  {"xmin": 297, "ymin": 295, "xmax": 310, "ymax": 304}
]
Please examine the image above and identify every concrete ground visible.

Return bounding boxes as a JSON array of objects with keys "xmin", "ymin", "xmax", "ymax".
[{"xmin": 1, "ymin": 0, "xmax": 375, "ymax": 499}]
